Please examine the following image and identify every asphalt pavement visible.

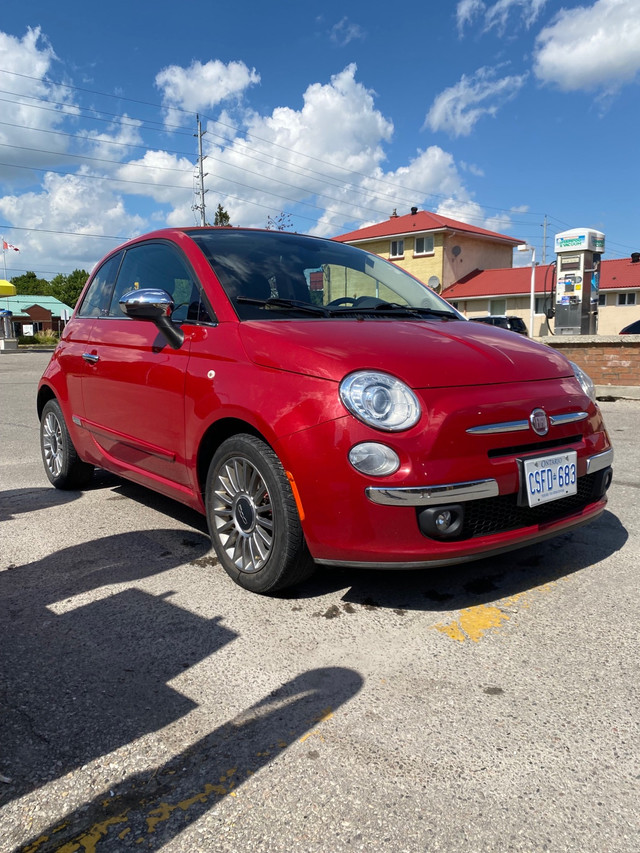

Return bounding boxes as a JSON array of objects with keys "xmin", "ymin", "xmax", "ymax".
[{"xmin": 1, "ymin": 350, "xmax": 638, "ymax": 852}]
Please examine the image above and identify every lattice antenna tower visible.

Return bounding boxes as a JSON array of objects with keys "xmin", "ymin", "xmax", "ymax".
[{"xmin": 192, "ymin": 115, "xmax": 209, "ymax": 226}]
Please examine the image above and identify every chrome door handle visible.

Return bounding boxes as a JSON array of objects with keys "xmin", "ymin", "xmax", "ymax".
[{"xmin": 82, "ymin": 352, "xmax": 99, "ymax": 364}]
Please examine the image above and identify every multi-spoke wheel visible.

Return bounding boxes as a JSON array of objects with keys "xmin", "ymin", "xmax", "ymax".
[
  {"xmin": 40, "ymin": 399, "xmax": 94, "ymax": 489},
  {"xmin": 206, "ymin": 434, "xmax": 314, "ymax": 593}
]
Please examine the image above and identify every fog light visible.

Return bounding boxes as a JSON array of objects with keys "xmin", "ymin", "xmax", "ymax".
[
  {"xmin": 435, "ymin": 510, "xmax": 453, "ymax": 531},
  {"xmin": 418, "ymin": 504, "xmax": 465, "ymax": 539},
  {"xmin": 348, "ymin": 442, "xmax": 400, "ymax": 476}
]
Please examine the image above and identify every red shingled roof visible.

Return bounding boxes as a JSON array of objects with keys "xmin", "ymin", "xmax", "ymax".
[
  {"xmin": 334, "ymin": 209, "xmax": 521, "ymax": 246},
  {"xmin": 442, "ymin": 257, "xmax": 640, "ymax": 300}
]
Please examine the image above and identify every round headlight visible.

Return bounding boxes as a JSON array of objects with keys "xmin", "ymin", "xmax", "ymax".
[
  {"xmin": 348, "ymin": 442, "xmax": 400, "ymax": 476},
  {"xmin": 570, "ymin": 360, "xmax": 596, "ymax": 403},
  {"xmin": 340, "ymin": 371, "xmax": 421, "ymax": 431}
]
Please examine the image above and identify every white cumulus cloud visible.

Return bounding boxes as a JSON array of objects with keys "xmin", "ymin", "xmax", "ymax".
[
  {"xmin": 436, "ymin": 197, "xmax": 515, "ymax": 236},
  {"xmin": 0, "ymin": 172, "xmax": 144, "ymax": 272},
  {"xmin": 0, "ymin": 27, "xmax": 79, "ymax": 180},
  {"xmin": 534, "ymin": 0, "xmax": 640, "ymax": 91},
  {"xmin": 197, "ymin": 65, "xmax": 397, "ymax": 232},
  {"xmin": 155, "ymin": 59, "xmax": 260, "ymax": 127}
]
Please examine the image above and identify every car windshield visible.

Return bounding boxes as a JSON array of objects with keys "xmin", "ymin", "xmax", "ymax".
[{"xmin": 187, "ymin": 229, "xmax": 462, "ymax": 321}]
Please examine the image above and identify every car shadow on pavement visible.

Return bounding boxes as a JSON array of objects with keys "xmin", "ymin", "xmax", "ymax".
[
  {"xmin": 290, "ymin": 510, "xmax": 628, "ymax": 613},
  {"xmin": 83, "ymin": 469, "xmax": 210, "ymax": 533},
  {"xmin": 0, "ymin": 487, "xmax": 81, "ymax": 523},
  {"xmin": 0, "ymin": 529, "xmax": 225, "ymax": 814},
  {"xmin": 58, "ymin": 469, "xmax": 629, "ymax": 617},
  {"xmin": 12, "ymin": 667, "xmax": 363, "ymax": 852}
]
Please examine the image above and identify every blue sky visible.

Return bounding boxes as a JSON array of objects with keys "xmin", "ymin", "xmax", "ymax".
[{"xmin": 0, "ymin": 0, "xmax": 639, "ymax": 279}]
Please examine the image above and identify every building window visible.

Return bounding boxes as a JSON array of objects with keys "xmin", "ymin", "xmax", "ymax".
[
  {"xmin": 617, "ymin": 292, "xmax": 636, "ymax": 306},
  {"xmin": 449, "ymin": 301, "xmax": 458, "ymax": 310},
  {"xmin": 489, "ymin": 299, "xmax": 506, "ymax": 315},
  {"xmin": 390, "ymin": 240, "xmax": 404, "ymax": 258},
  {"xmin": 413, "ymin": 235, "xmax": 434, "ymax": 256},
  {"xmin": 598, "ymin": 293, "xmax": 607, "ymax": 306}
]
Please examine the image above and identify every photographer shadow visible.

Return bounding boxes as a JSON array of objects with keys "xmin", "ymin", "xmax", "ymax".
[{"xmin": 0, "ymin": 529, "xmax": 231, "ymax": 812}]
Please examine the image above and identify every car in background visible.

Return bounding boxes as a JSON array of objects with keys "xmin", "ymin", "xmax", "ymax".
[
  {"xmin": 619, "ymin": 319, "xmax": 640, "ymax": 334},
  {"xmin": 470, "ymin": 315, "xmax": 528, "ymax": 335},
  {"xmin": 37, "ymin": 228, "xmax": 613, "ymax": 594}
]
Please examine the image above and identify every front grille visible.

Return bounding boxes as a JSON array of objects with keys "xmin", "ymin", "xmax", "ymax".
[
  {"xmin": 488, "ymin": 435, "xmax": 582, "ymax": 458},
  {"xmin": 418, "ymin": 473, "xmax": 604, "ymax": 541}
]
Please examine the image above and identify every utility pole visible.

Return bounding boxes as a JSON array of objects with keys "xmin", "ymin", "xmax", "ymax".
[{"xmin": 193, "ymin": 115, "xmax": 208, "ymax": 226}]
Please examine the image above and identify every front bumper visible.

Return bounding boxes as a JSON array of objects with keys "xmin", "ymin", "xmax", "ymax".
[
  {"xmin": 365, "ymin": 447, "xmax": 613, "ymax": 507},
  {"xmin": 316, "ymin": 502, "xmax": 607, "ymax": 569},
  {"xmin": 279, "ymin": 378, "xmax": 614, "ymax": 567}
]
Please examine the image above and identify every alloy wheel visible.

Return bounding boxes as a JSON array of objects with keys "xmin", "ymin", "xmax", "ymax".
[
  {"xmin": 211, "ymin": 456, "xmax": 274, "ymax": 573},
  {"xmin": 42, "ymin": 411, "xmax": 64, "ymax": 479}
]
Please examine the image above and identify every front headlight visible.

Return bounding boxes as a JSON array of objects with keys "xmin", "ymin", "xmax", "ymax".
[
  {"xmin": 570, "ymin": 361, "xmax": 596, "ymax": 403},
  {"xmin": 340, "ymin": 371, "xmax": 421, "ymax": 431}
]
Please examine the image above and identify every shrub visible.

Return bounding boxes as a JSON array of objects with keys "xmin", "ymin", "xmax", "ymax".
[{"xmin": 34, "ymin": 330, "xmax": 59, "ymax": 345}]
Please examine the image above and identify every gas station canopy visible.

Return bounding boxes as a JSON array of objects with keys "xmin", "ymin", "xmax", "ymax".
[{"xmin": 0, "ymin": 279, "xmax": 17, "ymax": 296}]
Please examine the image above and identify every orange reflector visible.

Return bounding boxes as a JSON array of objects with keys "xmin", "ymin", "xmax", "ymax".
[{"xmin": 285, "ymin": 471, "xmax": 305, "ymax": 521}]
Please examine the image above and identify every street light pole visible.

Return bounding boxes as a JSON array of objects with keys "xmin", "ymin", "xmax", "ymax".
[{"xmin": 518, "ymin": 244, "xmax": 537, "ymax": 338}]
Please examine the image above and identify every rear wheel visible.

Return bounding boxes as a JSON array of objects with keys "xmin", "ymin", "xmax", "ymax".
[
  {"xmin": 205, "ymin": 434, "xmax": 314, "ymax": 593},
  {"xmin": 40, "ymin": 399, "xmax": 94, "ymax": 489}
]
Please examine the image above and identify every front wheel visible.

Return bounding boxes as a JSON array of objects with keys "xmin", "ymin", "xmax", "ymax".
[
  {"xmin": 205, "ymin": 434, "xmax": 314, "ymax": 594},
  {"xmin": 40, "ymin": 399, "xmax": 94, "ymax": 489}
]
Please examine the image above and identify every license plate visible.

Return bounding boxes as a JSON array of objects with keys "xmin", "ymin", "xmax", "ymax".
[{"xmin": 522, "ymin": 451, "xmax": 578, "ymax": 507}]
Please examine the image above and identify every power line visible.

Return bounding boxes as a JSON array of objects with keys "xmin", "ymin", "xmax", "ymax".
[
  {"xmin": 0, "ymin": 67, "xmax": 554, "ymax": 221},
  {"xmin": 0, "ymin": 87, "xmax": 452, "ymax": 218},
  {"xmin": 0, "ymin": 67, "xmax": 630, "ymax": 256},
  {"xmin": 0, "ymin": 141, "xmax": 193, "ymax": 174}
]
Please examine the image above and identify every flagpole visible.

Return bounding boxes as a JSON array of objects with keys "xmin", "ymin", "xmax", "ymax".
[{"xmin": 1, "ymin": 236, "xmax": 6, "ymax": 280}]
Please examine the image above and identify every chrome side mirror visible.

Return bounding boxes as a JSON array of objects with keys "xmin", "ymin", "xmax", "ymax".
[{"xmin": 119, "ymin": 289, "xmax": 184, "ymax": 349}]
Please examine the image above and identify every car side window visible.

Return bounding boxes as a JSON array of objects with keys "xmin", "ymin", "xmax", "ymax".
[
  {"xmin": 76, "ymin": 253, "xmax": 123, "ymax": 318},
  {"xmin": 108, "ymin": 242, "xmax": 213, "ymax": 324}
]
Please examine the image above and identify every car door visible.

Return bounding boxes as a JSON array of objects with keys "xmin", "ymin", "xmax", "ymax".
[
  {"xmin": 80, "ymin": 240, "xmax": 209, "ymax": 493},
  {"xmin": 52, "ymin": 252, "xmax": 122, "ymax": 426}
]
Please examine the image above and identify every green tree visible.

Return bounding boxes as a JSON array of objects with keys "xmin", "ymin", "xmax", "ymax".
[
  {"xmin": 10, "ymin": 271, "xmax": 51, "ymax": 295},
  {"xmin": 213, "ymin": 204, "xmax": 231, "ymax": 226},
  {"xmin": 49, "ymin": 269, "xmax": 89, "ymax": 308}
]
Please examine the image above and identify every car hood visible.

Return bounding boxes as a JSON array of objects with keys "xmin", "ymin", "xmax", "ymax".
[{"xmin": 238, "ymin": 319, "xmax": 572, "ymax": 388}]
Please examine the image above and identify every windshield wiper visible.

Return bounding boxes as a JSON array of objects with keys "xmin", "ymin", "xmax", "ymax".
[
  {"xmin": 329, "ymin": 302, "xmax": 459, "ymax": 319},
  {"xmin": 236, "ymin": 296, "xmax": 329, "ymax": 316},
  {"xmin": 236, "ymin": 296, "xmax": 459, "ymax": 320},
  {"xmin": 391, "ymin": 305, "xmax": 459, "ymax": 319}
]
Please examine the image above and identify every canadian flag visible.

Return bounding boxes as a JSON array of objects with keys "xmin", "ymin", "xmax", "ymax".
[{"xmin": 2, "ymin": 240, "xmax": 19, "ymax": 252}]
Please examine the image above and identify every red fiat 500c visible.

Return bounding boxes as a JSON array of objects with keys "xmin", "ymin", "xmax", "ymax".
[{"xmin": 38, "ymin": 228, "xmax": 613, "ymax": 594}]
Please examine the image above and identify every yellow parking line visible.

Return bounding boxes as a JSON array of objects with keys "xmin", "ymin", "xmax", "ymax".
[
  {"xmin": 21, "ymin": 709, "xmax": 336, "ymax": 853},
  {"xmin": 434, "ymin": 583, "xmax": 558, "ymax": 642}
]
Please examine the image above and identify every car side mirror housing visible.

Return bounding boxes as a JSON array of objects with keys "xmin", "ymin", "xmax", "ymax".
[{"xmin": 119, "ymin": 289, "xmax": 185, "ymax": 349}]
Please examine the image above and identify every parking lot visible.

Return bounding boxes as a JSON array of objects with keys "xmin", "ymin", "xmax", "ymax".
[{"xmin": 1, "ymin": 350, "xmax": 638, "ymax": 852}]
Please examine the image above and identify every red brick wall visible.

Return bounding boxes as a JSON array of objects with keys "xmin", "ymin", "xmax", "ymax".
[{"xmin": 541, "ymin": 336, "xmax": 640, "ymax": 387}]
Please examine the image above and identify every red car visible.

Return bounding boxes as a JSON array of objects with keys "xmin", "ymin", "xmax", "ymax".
[{"xmin": 38, "ymin": 228, "xmax": 613, "ymax": 593}]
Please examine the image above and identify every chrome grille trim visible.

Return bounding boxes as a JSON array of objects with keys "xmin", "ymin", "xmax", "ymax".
[
  {"xmin": 549, "ymin": 411, "xmax": 589, "ymax": 426},
  {"xmin": 366, "ymin": 478, "xmax": 499, "ymax": 507},
  {"xmin": 466, "ymin": 420, "xmax": 529, "ymax": 435},
  {"xmin": 467, "ymin": 410, "xmax": 589, "ymax": 435},
  {"xmin": 586, "ymin": 447, "xmax": 614, "ymax": 474}
]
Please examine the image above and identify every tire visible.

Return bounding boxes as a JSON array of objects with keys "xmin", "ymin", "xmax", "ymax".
[
  {"xmin": 40, "ymin": 399, "xmax": 95, "ymax": 490},
  {"xmin": 205, "ymin": 434, "xmax": 314, "ymax": 594}
]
